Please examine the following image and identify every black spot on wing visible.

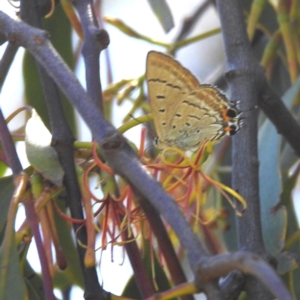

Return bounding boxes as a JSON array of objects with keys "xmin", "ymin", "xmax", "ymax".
[
  {"xmin": 148, "ymin": 78, "xmax": 181, "ymax": 90},
  {"xmin": 183, "ymin": 100, "xmax": 199, "ymax": 108},
  {"xmin": 166, "ymin": 83, "xmax": 181, "ymax": 90},
  {"xmin": 148, "ymin": 78, "xmax": 167, "ymax": 83},
  {"xmin": 188, "ymin": 114, "xmax": 201, "ymax": 120}
]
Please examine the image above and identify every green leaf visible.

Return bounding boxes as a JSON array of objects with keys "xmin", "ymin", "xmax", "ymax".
[
  {"xmin": 147, "ymin": 0, "xmax": 174, "ymax": 33},
  {"xmin": 258, "ymin": 75, "xmax": 300, "ymax": 255},
  {"xmin": 19, "ymin": 235, "xmax": 45, "ymax": 300},
  {"xmin": 0, "ymin": 178, "xmax": 27, "ymax": 300},
  {"xmin": 0, "ymin": 160, "xmax": 7, "ymax": 178},
  {"xmin": 25, "ymin": 109, "xmax": 64, "ymax": 186},
  {"xmin": 23, "ymin": 4, "xmax": 76, "ymax": 133},
  {"xmin": 52, "ymin": 197, "xmax": 84, "ymax": 289},
  {"xmin": 281, "ymin": 173, "xmax": 300, "ymax": 292},
  {"xmin": 0, "ymin": 176, "xmax": 14, "ymax": 238},
  {"xmin": 276, "ymin": 251, "xmax": 299, "ymax": 275},
  {"xmin": 0, "ymin": 238, "xmax": 27, "ymax": 300}
]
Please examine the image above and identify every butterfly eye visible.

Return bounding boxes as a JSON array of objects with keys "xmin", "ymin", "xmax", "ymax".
[{"xmin": 226, "ymin": 109, "xmax": 238, "ymax": 118}]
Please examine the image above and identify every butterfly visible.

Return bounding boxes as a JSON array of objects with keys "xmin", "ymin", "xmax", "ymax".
[{"xmin": 146, "ymin": 51, "xmax": 241, "ymax": 151}]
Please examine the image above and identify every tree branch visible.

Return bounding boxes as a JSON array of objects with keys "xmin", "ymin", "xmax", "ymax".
[
  {"xmin": 215, "ymin": 0, "xmax": 266, "ymax": 255},
  {"xmin": 0, "ymin": 11, "xmax": 208, "ymax": 268},
  {"xmin": 0, "ymin": 42, "xmax": 19, "ymax": 91},
  {"xmin": 215, "ymin": 0, "xmax": 290, "ymax": 298},
  {"xmin": 0, "ymin": 105, "xmax": 55, "ymax": 299},
  {"xmin": 0, "ymin": 8, "xmax": 294, "ymax": 299},
  {"xmin": 197, "ymin": 252, "xmax": 293, "ymax": 300},
  {"xmin": 1, "ymin": 9, "xmax": 214, "ymax": 295},
  {"xmin": 72, "ymin": 0, "xmax": 109, "ymax": 112},
  {"xmin": 173, "ymin": 0, "xmax": 212, "ymax": 42},
  {"xmin": 19, "ymin": 2, "xmax": 105, "ymax": 299},
  {"xmin": 260, "ymin": 81, "xmax": 300, "ymax": 157}
]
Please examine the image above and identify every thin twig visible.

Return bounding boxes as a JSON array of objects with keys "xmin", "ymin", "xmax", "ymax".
[
  {"xmin": 0, "ymin": 9, "xmax": 294, "ymax": 299},
  {"xmin": 19, "ymin": 1, "xmax": 105, "ymax": 299},
  {"xmin": 260, "ymin": 81, "xmax": 300, "ymax": 157},
  {"xmin": 0, "ymin": 108, "xmax": 55, "ymax": 299},
  {"xmin": 215, "ymin": 0, "xmax": 266, "ymax": 254},
  {"xmin": 174, "ymin": 0, "xmax": 212, "ymax": 42},
  {"xmin": 73, "ymin": 0, "xmax": 109, "ymax": 112},
  {"xmin": 0, "ymin": 10, "xmax": 208, "ymax": 267},
  {"xmin": 0, "ymin": 42, "xmax": 19, "ymax": 91},
  {"xmin": 197, "ymin": 252, "xmax": 293, "ymax": 300},
  {"xmin": 216, "ymin": 0, "xmax": 290, "ymax": 298}
]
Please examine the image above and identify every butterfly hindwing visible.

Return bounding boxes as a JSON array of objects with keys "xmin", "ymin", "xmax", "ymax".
[{"xmin": 166, "ymin": 87, "xmax": 227, "ymax": 149}]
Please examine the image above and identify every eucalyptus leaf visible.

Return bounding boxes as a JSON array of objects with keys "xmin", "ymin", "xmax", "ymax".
[
  {"xmin": 0, "ymin": 176, "xmax": 14, "ymax": 238},
  {"xmin": 23, "ymin": 4, "xmax": 76, "ymax": 132},
  {"xmin": 0, "ymin": 177, "xmax": 27, "ymax": 300},
  {"xmin": 0, "ymin": 237, "xmax": 27, "ymax": 300},
  {"xmin": 25, "ymin": 109, "xmax": 64, "ymax": 186},
  {"xmin": 259, "ymin": 75, "xmax": 300, "ymax": 254},
  {"xmin": 147, "ymin": 0, "xmax": 174, "ymax": 33},
  {"xmin": 24, "ymin": 259, "xmax": 45, "ymax": 300},
  {"xmin": 276, "ymin": 251, "xmax": 299, "ymax": 275}
]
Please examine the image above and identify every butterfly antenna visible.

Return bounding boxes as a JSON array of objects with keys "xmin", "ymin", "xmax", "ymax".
[
  {"xmin": 229, "ymin": 99, "xmax": 258, "ymax": 113},
  {"xmin": 241, "ymin": 105, "xmax": 258, "ymax": 113}
]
